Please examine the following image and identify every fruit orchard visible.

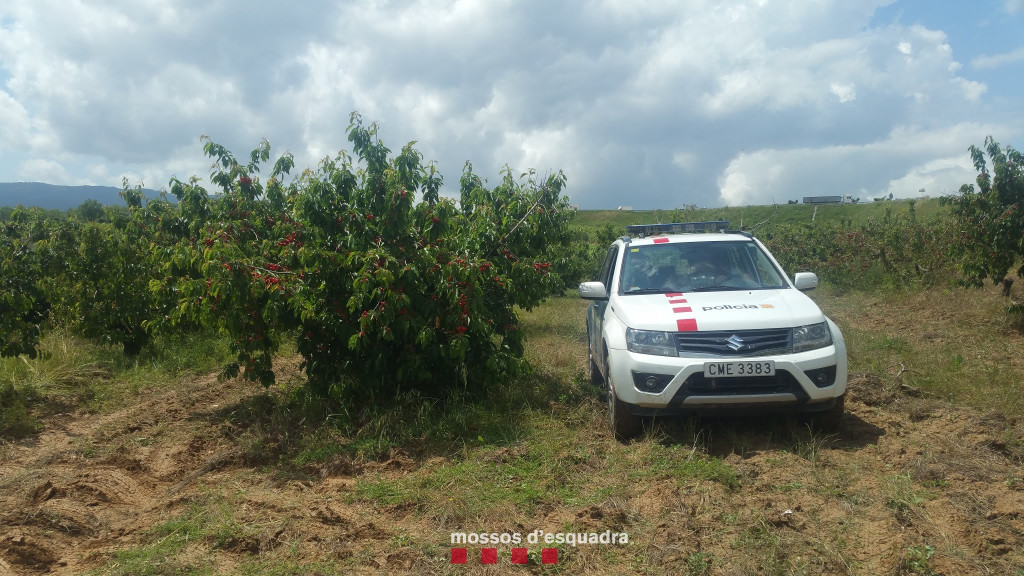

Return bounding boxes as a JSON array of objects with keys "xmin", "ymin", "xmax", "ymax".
[
  {"xmin": 2, "ymin": 115, "xmax": 575, "ymax": 400},
  {"xmin": 1, "ymin": 125, "xmax": 1020, "ymax": 402}
]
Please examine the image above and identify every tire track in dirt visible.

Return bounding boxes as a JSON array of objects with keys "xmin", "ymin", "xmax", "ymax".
[
  {"xmin": 0, "ymin": 369, "xmax": 258, "ymax": 575},
  {"xmin": 1, "ymin": 367, "xmax": 1022, "ymax": 575}
]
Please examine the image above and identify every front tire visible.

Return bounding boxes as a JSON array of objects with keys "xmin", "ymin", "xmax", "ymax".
[
  {"xmin": 809, "ymin": 393, "xmax": 845, "ymax": 433},
  {"xmin": 606, "ymin": 354, "xmax": 641, "ymax": 440}
]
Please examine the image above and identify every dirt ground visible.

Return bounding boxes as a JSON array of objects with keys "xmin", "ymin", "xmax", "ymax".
[{"xmin": 1, "ymin": 364, "xmax": 1022, "ymax": 575}]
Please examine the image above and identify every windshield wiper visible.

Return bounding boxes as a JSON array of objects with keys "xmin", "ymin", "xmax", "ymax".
[
  {"xmin": 688, "ymin": 285, "xmax": 747, "ymax": 292},
  {"xmin": 623, "ymin": 287, "xmax": 675, "ymax": 295}
]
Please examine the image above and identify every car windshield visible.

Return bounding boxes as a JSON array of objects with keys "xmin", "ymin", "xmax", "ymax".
[{"xmin": 620, "ymin": 240, "xmax": 787, "ymax": 294}]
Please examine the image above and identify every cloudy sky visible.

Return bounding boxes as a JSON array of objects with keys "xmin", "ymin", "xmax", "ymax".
[{"xmin": 1, "ymin": 0, "xmax": 1022, "ymax": 208}]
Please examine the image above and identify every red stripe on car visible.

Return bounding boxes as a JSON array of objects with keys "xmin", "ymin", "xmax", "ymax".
[{"xmin": 677, "ymin": 318, "xmax": 698, "ymax": 331}]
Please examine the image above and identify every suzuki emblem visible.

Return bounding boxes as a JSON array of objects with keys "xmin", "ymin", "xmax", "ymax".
[{"xmin": 726, "ymin": 335, "xmax": 744, "ymax": 351}]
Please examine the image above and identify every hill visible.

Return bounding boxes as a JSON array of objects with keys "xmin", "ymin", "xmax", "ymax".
[
  {"xmin": 572, "ymin": 197, "xmax": 948, "ymax": 230},
  {"xmin": 0, "ymin": 182, "xmax": 163, "ymax": 210}
]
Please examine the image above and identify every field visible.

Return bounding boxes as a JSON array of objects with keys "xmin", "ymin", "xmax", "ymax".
[
  {"xmin": 569, "ymin": 197, "xmax": 948, "ymax": 230},
  {"xmin": 2, "ymin": 273, "xmax": 1023, "ymax": 574}
]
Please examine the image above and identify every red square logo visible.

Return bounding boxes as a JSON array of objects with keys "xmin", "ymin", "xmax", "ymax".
[
  {"xmin": 481, "ymin": 548, "xmax": 497, "ymax": 564},
  {"xmin": 542, "ymin": 548, "xmax": 558, "ymax": 564},
  {"xmin": 450, "ymin": 547, "xmax": 467, "ymax": 564},
  {"xmin": 511, "ymin": 548, "xmax": 528, "ymax": 564}
]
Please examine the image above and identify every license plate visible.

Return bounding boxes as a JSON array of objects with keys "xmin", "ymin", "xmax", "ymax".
[{"xmin": 703, "ymin": 360, "xmax": 775, "ymax": 377}]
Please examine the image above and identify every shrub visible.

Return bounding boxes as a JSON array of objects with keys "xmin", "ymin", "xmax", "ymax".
[
  {"xmin": 943, "ymin": 137, "xmax": 1024, "ymax": 297},
  {"xmin": 0, "ymin": 210, "xmax": 49, "ymax": 358},
  {"xmin": 150, "ymin": 114, "xmax": 573, "ymax": 399}
]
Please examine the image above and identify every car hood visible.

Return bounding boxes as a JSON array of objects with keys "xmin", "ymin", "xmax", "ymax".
[{"xmin": 611, "ymin": 289, "xmax": 825, "ymax": 332}]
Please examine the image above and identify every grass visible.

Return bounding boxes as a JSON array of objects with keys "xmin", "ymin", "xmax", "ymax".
[
  {"xmin": 13, "ymin": 276, "xmax": 1024, "ymax": 574},
  {"xmin": 685, "ymin": 551, "xmax": 712, "ymax": 575},
  {"xmin": 0, "ymin": 329, "xmax": 235, "ymax": 440},
  {"xmin": 813, "ymin": 282, "xmax": 1024, "ymax": 417},
  {"xmin": 90, "ymin": 503, "xmax": 213, "ymax": 576},
  {"xmin": 0, "ymin": 378, "xmax": 43, "ymax": 437},
  {"xmin": 786, "ymin": 423, "xmax": 835, "ymax": 465},
  {"xmin": 347, "ymin": 422, "xmax": 739, "ymax": 524},
  {"xmin": 734, "ymin": 518, "xmax": 797, "ymax": 576},
  {"xmin": 87, "ymin": 491, "xmax": 294, "ymax": 576}
]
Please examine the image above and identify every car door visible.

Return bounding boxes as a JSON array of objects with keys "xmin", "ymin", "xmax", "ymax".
[{"xmin": 589, "ymin": 244, "xmax": 620, "ymax": 376}]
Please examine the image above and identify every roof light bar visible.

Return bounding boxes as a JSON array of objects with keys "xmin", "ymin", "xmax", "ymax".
[{"xmin": 625, "ymin": 221, "xmax": 731, "ymax": 237}]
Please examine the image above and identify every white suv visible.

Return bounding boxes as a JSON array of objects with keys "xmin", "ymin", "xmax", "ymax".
[{"xmin": 579, "ymin": 222, "xmax": 847, "ymax": 439}]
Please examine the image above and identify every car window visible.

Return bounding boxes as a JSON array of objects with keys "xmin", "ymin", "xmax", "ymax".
[
  {"xmin": 620, "ymin": 240, "xmax": 786, "ymax": 294},
  {"xmin": 745, "ymin": 243, "xmax": 786, "ymax": 287},
  {"xmin": 598, "ymin": 245, "xmax": 619, "ymax": 289}
]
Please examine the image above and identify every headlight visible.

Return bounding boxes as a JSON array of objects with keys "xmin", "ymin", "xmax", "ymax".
[
  {"xmin": 792, "ymin": 322, "xmax": 832, "ymax": 353},
  {"xmin": 626, "ymin": 328, "xmax": 677, "ymax": 357}
]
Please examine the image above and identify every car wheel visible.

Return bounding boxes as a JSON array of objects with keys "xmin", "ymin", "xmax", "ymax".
[
  {"xmin": 809, "ymin": 393, "xmax": 845, "ymax": 433},
  {"xmin": 589, "ymin": 350, "xmax": 604, "ymax": 387},
  {"xmin": 606, "ymin": 355, "xmax": 641, "ymax": 440}
]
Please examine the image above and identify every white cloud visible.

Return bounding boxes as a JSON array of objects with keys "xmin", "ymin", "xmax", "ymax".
[
  {"xmin": 883, "ymin": 155, "xmax": 975, "ymax": 198},
  {"xmin": 830, "ymin": 83, "xmax": 857, "ymax": 103},
  {"xmin": 0, "ymin": 88, "xmax": 58, "ymax": 155},
  {"xmin": 19, "ymin": 158, "xmax": 70, "ymax": 183},
  {"xmin": 0, "ymin": 90, "xmax": 32, "ymax": 150},
  {"xmin": 972, "ymin": 46, "xmax": 1024, "ymax": 69},
  {"xmin": 0, "ymin": 0, "xmax": 1015, "ymax": 209},
  {"xmin": 718, "ymin": 156, "xmax": 785, "ymax": 206},
  {"xmin": 952, "ymin": 77, "xmax": 987, "ymax": 101},
  {"xmin": 1007, "ymin": 0, "xmax": 1023, "ymax": 14},
  {"xmin": 86, "ymin": 164, "xmax": 109, "ymax": 182},
  {"xmin": 716, "ymin": 123, "xmax": 1007, "ymax": 206}
]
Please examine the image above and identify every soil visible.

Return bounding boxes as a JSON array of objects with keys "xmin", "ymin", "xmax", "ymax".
[{"xmin": 1, "ymin": 367, "xmax": 1022, "ymax": 575}]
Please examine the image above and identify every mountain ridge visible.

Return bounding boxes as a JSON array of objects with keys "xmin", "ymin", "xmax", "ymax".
[{"xmin": 0, "ymin": 182, "xmax": 164, "ymax": 210}]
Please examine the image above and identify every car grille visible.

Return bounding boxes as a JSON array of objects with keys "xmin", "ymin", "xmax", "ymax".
[{"xmin": 676, "ymin": 328, "xmax": 792, "ymax": 356}]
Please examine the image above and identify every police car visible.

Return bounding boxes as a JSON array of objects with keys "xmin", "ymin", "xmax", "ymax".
[{"xmin": 579, "ymin": 222, "xmax": 847, "ymax": 439}]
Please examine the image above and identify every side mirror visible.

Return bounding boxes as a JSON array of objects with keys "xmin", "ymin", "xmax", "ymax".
[
  {"xmin": 793, "ymin": 272, "xmax": 819, "ymax": 291},
  {"xmin": 578, "ymin": 281, "xmax": 609, "ymax": 300}
]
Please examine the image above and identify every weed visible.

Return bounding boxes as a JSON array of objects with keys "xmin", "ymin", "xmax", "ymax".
[
  {"xmin": 390, "ymin": 532, "xmax": 413, "ymax": 548},
  {"xmin": 631, "ymin": 442, "xmax": 739, "ymax": 489},
  {"xmin": 90, "ymin": 504, "xmax": 212, "ymax": 576},
  {"xmin": 686, "ymin": 551, "xmax": 712, "ymax": 575},
  {"xmin": 352, "ymin": 476, "xmax": 415, "ymax": 507},
  {"xmin": 0, "ymin": 380, "xmax": 41, "ymax": 437},
  {"xmin": 900, "ymin": 543, "xmax": 937, "ymax": 575},
  {"xmin": 885, "ymin": 473, "xmax": 930, "ymax": 524},
  {"xmin": 787, "ymin": 422, "xmax": 833, "ymax": 464},
  {"xmin": 236, "ymin": 561, "xmax": 346, "ymax": 576},
  {"xmin": 735, "ymin": 518, "xmax": 790, "ymax": 576},
  {"xmin": 87, "ymin": 491, "xmax": 278, "ymax": 575},
  {"xmin": 721, "ymin": 423, "xmax": 752, "ymax": 457}
]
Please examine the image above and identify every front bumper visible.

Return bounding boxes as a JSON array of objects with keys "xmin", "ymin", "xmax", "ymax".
[{"xmin": 607, "ymin": 343, "xmax": 847, "ymax": 415}]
